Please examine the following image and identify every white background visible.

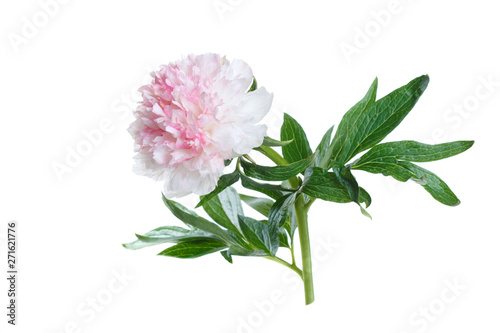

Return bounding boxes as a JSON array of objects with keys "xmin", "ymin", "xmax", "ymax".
[{"xmin": 1, "ymin": 1, "xmax": 498, "ymax": 332}]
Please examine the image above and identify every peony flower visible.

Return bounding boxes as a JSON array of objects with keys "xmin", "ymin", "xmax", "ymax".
[{"xmin": 128, "ymin": 53, "xmax": 273, "ymax": 198}]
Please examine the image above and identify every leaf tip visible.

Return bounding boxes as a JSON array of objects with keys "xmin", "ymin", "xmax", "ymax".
[
  {"xmin": 420, "ymin": 74, "xmax": 430, "ymax": 91},
  {"xmin": 161, "ymin": 192, "xmax": 169, "ymax": 204},
  {"xmin": 359, "ymin": 204, "xmax": 372, "ymax": 220},
  {"xmin": 122, "ymin": 242, "xmax": 135, "ymax": 250}
]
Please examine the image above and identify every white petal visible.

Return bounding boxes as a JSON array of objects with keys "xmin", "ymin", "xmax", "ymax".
[
  {"xmin": 163, "ymin": 164, "xmax": 219, "ymax": 198},
  {"xmin": 235, "ymin": 87, "xmax": 274, "ymax": 124},
  {"xmin": 231, "ymin": 124, "xmax": 267, "ymax": 156}
]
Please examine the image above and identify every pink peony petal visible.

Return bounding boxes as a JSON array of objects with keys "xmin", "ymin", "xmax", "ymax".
[{"xmin": 128, "ymin": 53, "xmax": 273, "ymax": 198}]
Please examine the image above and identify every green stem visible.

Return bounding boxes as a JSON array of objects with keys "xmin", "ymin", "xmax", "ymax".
[
  {"xmin": 256, "ymin": 145, "xmax": 312, "ymax": 302},
  {"xmin": 295, "ymin": 194, "xmax": 315, "ymax": 305},
  {"xmin": 265, "ymin": 256, "xmax": 303, "ymax": 278},
  {"xmin": 290, "ymin": 239, "xmax": 297, "ymax": 266},
  {"xmin": 304, "ymin": 197, "xmax": 316, "ymax": 211},
  {"xmin": 257, "ymin": 145, "xmax": 288, "ymax": 165}
]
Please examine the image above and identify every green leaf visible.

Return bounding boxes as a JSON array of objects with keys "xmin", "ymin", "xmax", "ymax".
[
  {"xmin": 240, "ymin": 154, "xmax": 314, "ymax": 182},
  {"xmin": 267, "ymin": 192, "xmax": 297, "ymax": 253},
  {"xmin": 279, "ymin": 228, "xmax": 290, "ymax": 248},
  {"xmin": 353, "ymin": 158, "xmax": 461, "ymax": 206},
  {"xmin": 281, "ymin": 113, "xmax": 313, "ymax": 163},
  {"xmin": 202, "ymin": 187, "xmax": 244, "ymax": 235},
  {"xmin": 331, "ymin": 162, "xmax": 360, "ymax": 203},
  {"xmin": 123, "ymin": 226, "xmax": 215, "ymax": 250},
  {"xmin": 359, "ymin": 187, "xmax": 372, "ymax": 208},
  {"xmin": 162, "ymin": 195, "xmax": 238, "ymax": 245},
  {"xmin": 238, "ymin": 216, "xmax": 277, "ymax": 255},
  {"xmin": 352, "ymin": 140, "xmax": 474, "ymax": 166},
  {"xmin": 301, "ymin": 167, "xmax": 352, "ymax": 203},
  {"xmin": 248, "ymin": 76, "xmax": 257, "ymax": 92},
  {"xmin": 157, "ymin": 239, "xmax": 228, "ymax": 258},
  {"xmin": 262, "ymin": 136, "xmax": 294, "ymax": 147},
  {"xmin": 195, "ymin": 168, "xmax": 239, "ymax": 208},
  {"xmin": 313, "ymin": 125, "xmax": 335, "ymax": 168},
  {"xmin": 398, "ymin": 161, "xmax": 462, "ymax": 206},
  {"xmin": 330, "ymin": 162, "xmax": 372, "ymax": 218},
  {"xmin": 268, "ymin": 192, "xmax": 297, "ymax": 229},
  {"xmin": 332, "ymin": 75, "xmax": 429, "ymax": 164},
  {"xmin": 240, "ymin": 174, "xmax": 285, "ymax": 200},
  {"xmin": 239, "ymin": 194, "xmax": 274, "ymax": 217},
  {"xmin": 228, "ymin": 245, "xmax": 268, "ymax": 257},
  {"xmin": 303, "ymin": 164, "xmax": 371, "ymax": 218},
  {"xmin": 283, "ymin": 210, "xmax": 298, "ymax": 243},
  {"xmin": 220, "ymin": 250, "xmax": 233, "ymax": 263},
  {"xmin": 353, "ymin": 157, "xmax": 415, "ymax": 182},
  {"xmin": 330, "ymin": 78, "xmax": 378, "ymax": 164},
  {"xmin": 356, "ymin": 190, "xmax": 373, "ymax": 218},
  {"xmin": 350, "ymin": 140, "xmax": 473, "ymax": 206}
]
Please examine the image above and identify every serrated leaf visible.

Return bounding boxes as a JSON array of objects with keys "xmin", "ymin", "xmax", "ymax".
[
  {"xmin": 240, "ymin": 174, "xmax": 285, "ymax": 200},
  {"xmin": 353, "ymin": 140, "xmax": 474, "ymax": 166},
  {"xmin": 313, "ymin": 125, "xmax": 335, "ymax": 168},
  {"xmin": 262, "ymin": 136, "xmax": 293, "ymax": 147},
  {"xmin": 122, "ymin": 226, "xmax": 215, "ymax": 250},
  {"xmin": 240, "ymin": 154, "xmax": 314, "ymax": 182},
  {"xmin": 202, "ymin": 187, "xmax": 244, "ymax": 235},
  {"xmin": 281, "ymin": 113, "xmax": 313, "ymax": 163},
  {"xmin": 162, "ymin": 195, "xmax": 238, "ymax": 245},
  {"xmin": 195, "ymin": 168, "xmax": 239, "ymax": 208},
  {"xmin": 332, "ymin": 75, "xmax": 429, "ymax": 164},
  {"xmin": 238, "ymin": 216, "xmax": 277, "ymax": 255},
  {"xmin": 157, "ymin": 239, "xmax": 228, "ymax": 258},
  {"xmin": 239, "ymin": 194, "xmax": 274, "ymax": 217}
]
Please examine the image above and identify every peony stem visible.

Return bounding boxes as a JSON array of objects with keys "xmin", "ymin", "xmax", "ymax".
[
  {"xmin": 295, "ymin": 193, "xmax": 315, "ymax": 305},
  {"xmin": 265, "ymin": 256, "xmax": 303, "ymax": 278},
  {"xmin": 257, "ymin": 145, "xmax": 288, "ymax": 166},
  {"xmin": 257, "ymin": 145, "xmax": 313, "ymax": 303}
]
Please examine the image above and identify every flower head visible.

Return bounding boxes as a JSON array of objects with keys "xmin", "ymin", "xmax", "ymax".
[{"xmin": 128, "ymin": 53, "xmax": 273, "ymax": 198}]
